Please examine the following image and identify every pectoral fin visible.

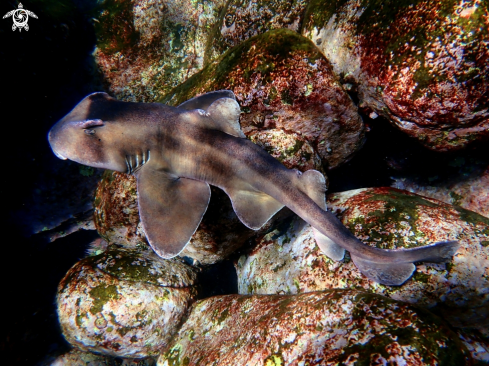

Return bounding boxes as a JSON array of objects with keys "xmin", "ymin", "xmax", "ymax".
[
  {"xmin": 297, "ymin": 170, "xmax": 345, "ymax": 261},
  {"xmin": 136, "ymin": 167, "xmax": 210, "ymax": 258},
  {"xmin": 225, "ymin": 187, "xmax": 284, "ymax": 230},
  {"xmin": 351, "ymin": 255, "xmax": 416, "ymax": 286}
]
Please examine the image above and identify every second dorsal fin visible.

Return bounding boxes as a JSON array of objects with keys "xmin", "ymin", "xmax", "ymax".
[{"xmin": 296, "ymin": 170, "xmax": 345, "ymax": 261}]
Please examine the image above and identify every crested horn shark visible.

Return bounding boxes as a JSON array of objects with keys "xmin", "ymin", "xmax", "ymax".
[{"xmin": 48, "ymin": 90, "xmax": 459, "ymax": 285}]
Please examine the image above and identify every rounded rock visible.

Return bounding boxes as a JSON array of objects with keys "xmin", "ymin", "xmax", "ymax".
[
  {"xmin": 57, "ymin": 246, "xmax": 198, "ymax": 358},
  {"xmin": 302, "ymin": 0, "xmax": 489, "ymax": 151},
  {"xmin": 161, "ymin": 29, "xmax": 365, "ymax": 169},
  {"xmin": 157, "ymin": 290, "xmax": 471, "ymax": 365},
  {"xmin": 237, "ymin": 187, "xmax": 489, "ymax": 329}
]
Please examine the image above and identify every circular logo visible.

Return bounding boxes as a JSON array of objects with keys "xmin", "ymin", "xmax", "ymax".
[{"xmin": 13, "ymin": 9, "xmax": 28, "ymax": 28}]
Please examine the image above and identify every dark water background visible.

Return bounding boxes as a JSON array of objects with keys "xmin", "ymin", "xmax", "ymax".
[{"xmin": 1, "ymin": 1, "xmax": 488, "ymax": 365}]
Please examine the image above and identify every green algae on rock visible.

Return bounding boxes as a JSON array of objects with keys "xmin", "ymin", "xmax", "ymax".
[
  {"xmin": 302, "ymin": 0, "xmax": 489, "ymax": 151},
  {"xmin": 93, "ymin": 0, "xmax": 227, "ymax": 102},
  {"xmin": 50, "ymin": 348, "xmax": 157, "ymax": 366},
  {"xmin": 393, "ymin": 164, "xmax": 489, "ymax": 218},
  {"xmin": 237, "ymin": 187, "xmax": 489, "ymax": 329},
  {"xmin": 157, "ymin": 290, "xmax": 471, "ymax": 365},
  {"xmin": 161, "ymin": 29, "xmax": 365, "ymax": 169},
  {"xmin": 94, "ymin": 171, "xmax": 293, "ymax": 265},
  {"xmin": 207, "ymin": 0, "xmax": 308, "ymax": 63},
  {"xmin": 57, "ymin": 247, "xmax": 198, "ymax": 358}
]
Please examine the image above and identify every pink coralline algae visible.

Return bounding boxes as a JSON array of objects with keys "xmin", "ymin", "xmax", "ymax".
[
  {"xmin": 162, "ymin": 29, "xmax": 365, "ymax": 169},
  {"xmin": 157, "ymin": 290, "xmax": 470, "ymax": 365},
  {"xmin": 237, "ymin": 187, "xmax": 489, "ymax": 329},
  {"xmin": 302, "ymin": 0, "xmax": 489, "ymax": 150},
  {"xmin": 212, "ymin": 0, "xmax": 307, "ymax": 61}
]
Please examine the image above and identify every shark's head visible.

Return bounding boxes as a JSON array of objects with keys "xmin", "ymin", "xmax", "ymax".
[{"xmin": 48, "ymin": 92, "xmax": 131, "ymax": 172}]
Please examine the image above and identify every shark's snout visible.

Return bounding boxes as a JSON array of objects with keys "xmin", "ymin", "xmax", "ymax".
[{"xmin": 48, "ymin": 123, "xmax": 69, "ymax": 160}]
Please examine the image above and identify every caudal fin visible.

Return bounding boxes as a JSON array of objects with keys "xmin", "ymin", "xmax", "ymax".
[
  {"xmin": 351, "ymin": 256, "xmax": 416, "ymax": 285},
  {"xmin": 352, "ymin": 240, "xmax": 459, "ymax": 286}
]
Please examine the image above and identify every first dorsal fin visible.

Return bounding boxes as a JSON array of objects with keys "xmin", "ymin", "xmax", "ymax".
[
  {"xmin": 206, "ymin": 97, "xmax": 245, "ymax": 138},
  {"xmin": 177, "ymin": 90, "xmax": 236, "ymax": 111}
]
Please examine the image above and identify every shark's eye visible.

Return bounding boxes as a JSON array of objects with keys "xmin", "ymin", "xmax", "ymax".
[{"xmin": 85, "ymin": 129, "xmax": 95, "ymax": 135}]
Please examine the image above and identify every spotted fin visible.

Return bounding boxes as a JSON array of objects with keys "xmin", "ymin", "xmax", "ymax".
[
  {"xmin": 136, "ymin": 167, "xmax": 210, "ymax": 258},
  {"xmin": 296, "ymin": 170, "xmax": 345, "ymax": 261},
  {"xmin": 225, "ymin": 186, "xmax": 284, "ymax": 230},
  {"xmin": 351, "ymin": 255, "xmax": 416, "ymax": 286}
]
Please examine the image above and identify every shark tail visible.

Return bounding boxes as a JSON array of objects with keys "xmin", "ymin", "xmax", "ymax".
[
  {"xmin": 351, "ymin": 240, "xmax": 459, "ymax": 285},
  {"xmin": 293, "ymin": 169, "xmax": 459, "ymax": 285}
]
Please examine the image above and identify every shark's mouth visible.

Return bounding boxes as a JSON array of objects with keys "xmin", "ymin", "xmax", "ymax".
[{"xmin": 126, "ymin": 150, "xmax": 150, "ymax": 174}]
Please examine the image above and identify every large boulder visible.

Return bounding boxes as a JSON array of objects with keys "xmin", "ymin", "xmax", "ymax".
[
  {"xmin": 236, "ymin": 187, "xmax": 489, "ymax": 329},
  {"xmin": 93, "ymin": 0, "xmax": 227, "ymax": 102},
  {"xmin": 393, "ymin": 164, "xmax": 489, "ymax": 218},
  {"xmin": 209, "ymin": 0, "xmax": 308, "ymax": 62},
  {"xmin": 302, "ymin": 0, "xmax": 489, "ymax": 151},
  {"xmin": 57, "ymin": 246, "xmax": 198, "ymax": 358},
  {"xmin": 161, "ymin": 29, "xmax": 365, "ymax": 170},
  {"xmin": 157, "ymin": 290, "xmax": 471, "ymax": 365},
  {"xmin": 50, "ymin": 348, "xmax": 156, "ymax": 365}
]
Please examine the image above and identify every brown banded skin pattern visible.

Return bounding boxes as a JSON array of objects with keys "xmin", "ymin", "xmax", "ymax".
[{"xmin": 48, "ymin": 90, "xmax": 459, "ymax": 285}]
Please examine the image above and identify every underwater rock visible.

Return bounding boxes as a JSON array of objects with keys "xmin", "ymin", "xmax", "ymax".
[
  {"xmin": 393, "ymin": 164, "xmax": 489, "ymax": 218},
  {"xmin": 157, "ymin": 290, "xmax": 471, "ymax": 365},
  {"xmin": 94, "ymin": 170, "xmax": 293, "ymax": 265},
  {"xmin": 208, "ymin": 0, "xmax": 307, "ymax": 62},
  {"xmin": 93, "ymin": 0, "xmax": 227, "ymax": 102},
  {"xmin": 248, "ymin": 129, "xmax": 325, "ymax": 173},
  {"xmin": 57, "ymin": 246, "xmax": 198, "ymax": 358},
  {"xmin": 457, "ymin": 328, "xmax": 489, "ymax": 365},
  {"xmin": 302, "ymin": 0, "xmax": 489, "ymax": 151},
  {"xmin": 161, "ymin": 29, "xmax": 365, "ymax": 169},
  {"xmin": 50, "ymin": 348, "xmax": 156, "ymax": 365},
  {"xmin": 237, "ymin": 187, "xmax": 489, "ymax": 329}
]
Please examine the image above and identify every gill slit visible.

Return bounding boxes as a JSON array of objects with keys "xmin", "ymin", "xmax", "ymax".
[{"xmin": 126, "ymin": 150, "xmax": 150, "ymax": 175}]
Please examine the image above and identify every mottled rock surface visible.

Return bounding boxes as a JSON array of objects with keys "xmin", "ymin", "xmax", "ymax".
[
  {"xmin": 302, "ymin": 0, "xmax": 489, "ymax": 150},
  {"xmin": 57, "ymin": 246, "xmax": 198, "ymax": 358},
  {"xmin": 50, "ymin": 348, "xmax": 156, "ymax": 366},
  {"xmin": 210, "ymin": 0, "xmax": 307, "ymax": 62},
  {"xmin": 157, "ymin": 290, "xmax": 470, "ymax": 365},
  {"xmin": 94, "ymin": 170, "xmax": 293, "ymax": 265},
  {"xmin": 457, "ymin": 328, "xmax": 489, "ymax": 365},
  {"xmin": 393, "ymin": 164, "xmax": 489, "ymax": 218},
  {"xmin": 93, "ymin": 0, "xmax": 227, "ymax": 102},
  {"xmin": 237, "ymin": 187, "xmax": 489, "ymax": 329},
  {"xmin": 161, "ymin": 29, "xmax": 365, "ymax": 169}
]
